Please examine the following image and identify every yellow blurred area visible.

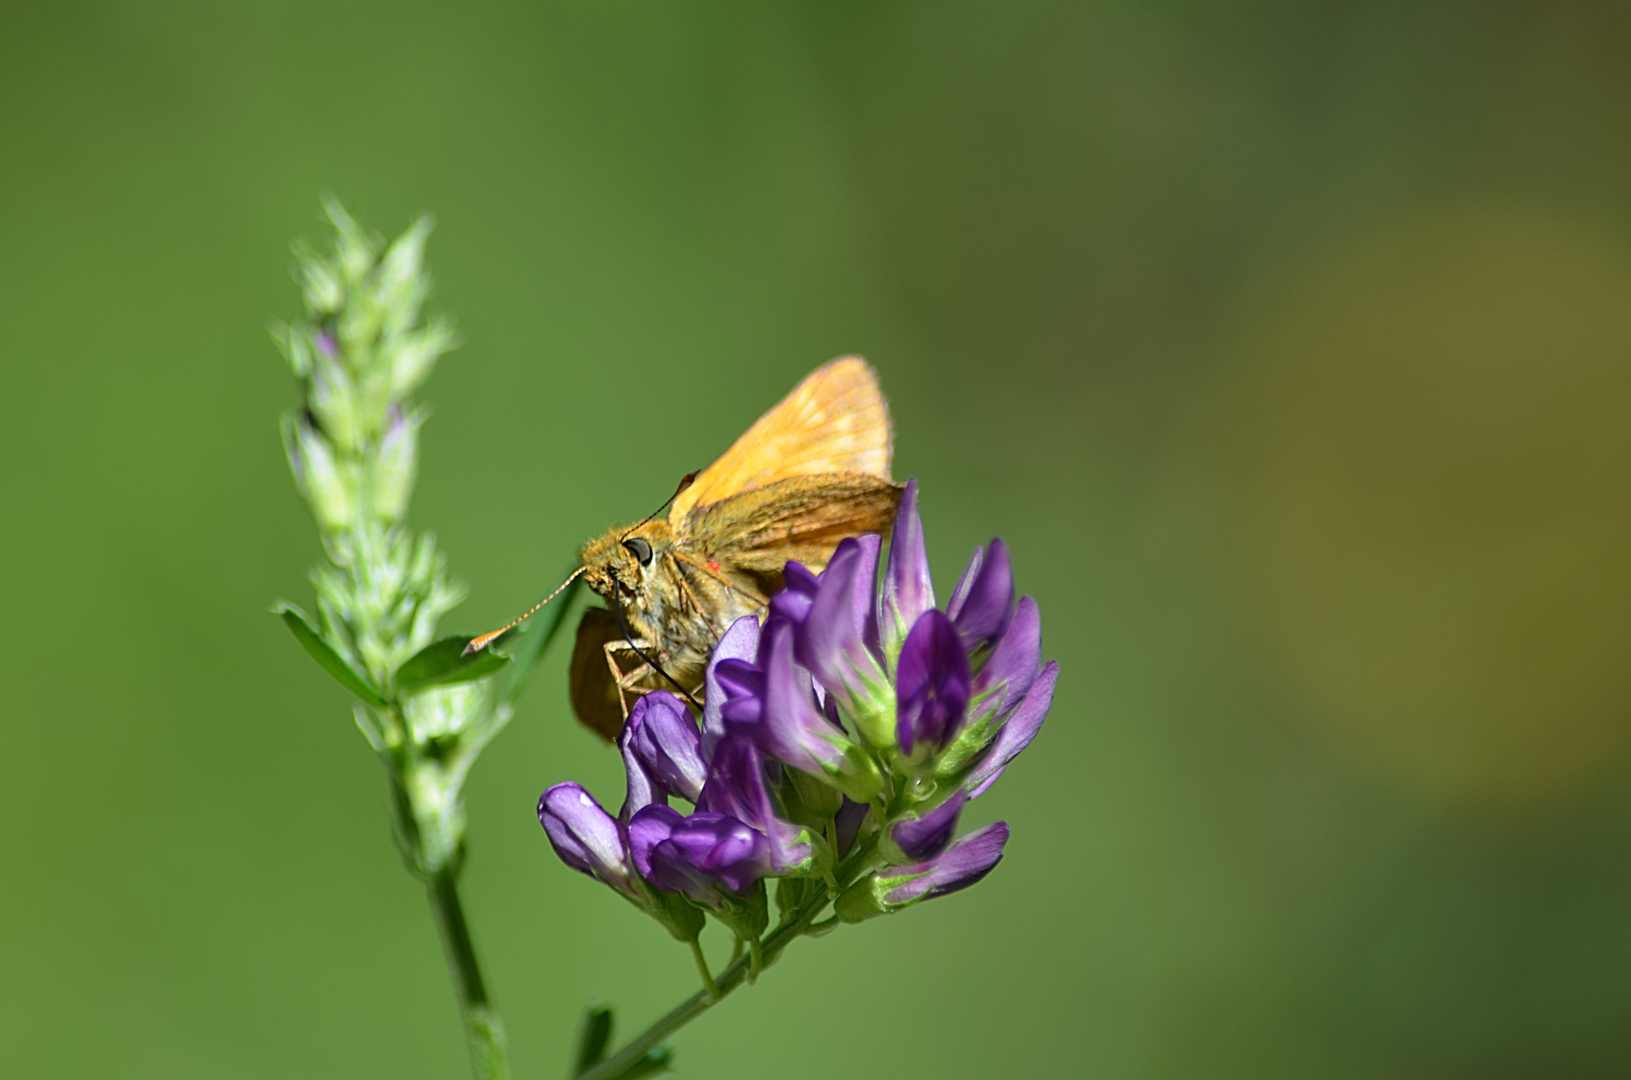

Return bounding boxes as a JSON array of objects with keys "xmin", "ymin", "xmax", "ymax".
[{"xmin": 1229, "ymin": 205, "xmax": 1631, "ymax": 799}]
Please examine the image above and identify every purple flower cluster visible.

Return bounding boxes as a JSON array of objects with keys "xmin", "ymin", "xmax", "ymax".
[
  {"xmin": 538, "ymin": 480, "xmax": 1057, "ymax": 939},
  {"xmin": 539, "ymin": 689, "xmax": 810, "ymax": 938}
]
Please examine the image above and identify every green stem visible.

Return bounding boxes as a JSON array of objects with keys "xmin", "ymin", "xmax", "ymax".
[
  {"xmin": 429, "ymin": 865, "xmax": 511, "ymax": 1080},
  {"xmin": 391, "ymin": 772, "xmax": 512, "ymax": 1080},
  {"xmin": 688, "ymin": 938, "xmax": 720, "ymax": 1000},
  {"xmin": 577, "ymin": 842, "xmax": 878, "ymax": 1080}
]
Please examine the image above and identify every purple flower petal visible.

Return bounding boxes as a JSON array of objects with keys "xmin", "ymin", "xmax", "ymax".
[
  {"xmin": 793, "ymin": 536, "xmax": 887, "ymax": 709},
  {"xmin": 747, "ymin": 617, "xmax": 845, "ymax": 774},
  {"xmin": 882, "ymin": 821, "xmax": 1009, "ymax": 905},
  {"xmin": 970, "ymin": 596, "xmax": 1042, "ymax": 720},
  {"xmin": 622, "ymin": 691, "xmax": 706, "ymax": 804},
  {"xmin": 618, "ymin": 731, "xmax": 658, "ymax": 820},
  {"xmin": 895, "ymin": 609, "xmax": 972, "ymax": 755},
  {"xmin": 703, "ymin": 615, "xmax": 761, "ymax": 761},
  {"xmin": 631, "ymin": 805, "xmax": 773, "ymax": 903},
  {"xmin": 890, "ymin": 789, "xmax": 966, "ymax": 862},
  {"xmin": 697, "ymin": 735, "xmax": 812, "ymax": 873},
  {"xmin": 965, "ymin": 661, "xmax": 1057, "ymax": 798},
  {"xmin": 768, "ymin": 561, "xmax": 819, "ymax": 625},
  {"xmin": 878, "ymin": 479, "xmax": 934, "ymax": 658},
  {"xmin": 539, "ymin": 783, "xmax": 638, "ymax": 897},
  {"xmin": 662, "ymin": 813, "xmax": 773, "ymax": 895},
  {"xmin": 627, "ymin": 803, "xmax": 683, "ymax": 882},
  {"xmin": 946, "ymin": 539, "xmax": 1014, "ymax": 652}
]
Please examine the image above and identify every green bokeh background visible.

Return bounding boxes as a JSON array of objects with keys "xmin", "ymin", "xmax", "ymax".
[{"xmin": 3, "ymin": 3, "xmax": 1629, "ymax": 1077}]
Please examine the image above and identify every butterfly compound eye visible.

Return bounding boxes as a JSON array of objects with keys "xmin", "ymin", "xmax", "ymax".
[{"xmin": 621, "ymin": 536, "xmax": 654, "ymax": 566}]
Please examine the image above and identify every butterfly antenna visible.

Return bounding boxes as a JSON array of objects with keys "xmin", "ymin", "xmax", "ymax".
[
  {"xmin": 619, "ymin": 470, "xmax": 700, "ymax": 541},
  {"xmin": 463, "ymin": 566, "xmax": 587, "ymax": 655},
  {"xmin": 606, "ymin": 578, "xmax": 702, "ymax": 709}
]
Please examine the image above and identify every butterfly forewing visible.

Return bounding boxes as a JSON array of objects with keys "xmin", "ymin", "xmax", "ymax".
[{"xmin": 669, "ymin": 356, "xmax": 893, "ymax": 526}]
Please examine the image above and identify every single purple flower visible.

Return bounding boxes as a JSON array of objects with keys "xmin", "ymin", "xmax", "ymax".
[
  {"xmin": 946, "ymin": 539, "xmax": 1014, "ymax": 652},
  {"xmin": 881, "ymin": 821, "xmax": 1010, "ymax": 904},
  {"xmin": 622, "ymin": 691, "xmax": 706, "ymax": 805},
  {"xmin": 965, "ymin": 662, "xmax": 1058, "ymax": 798},
  {"xmin": 878, "ymin": 479, "xmax": 935, "ymax": 659},
  {"xmin": 895, "ymin": 609, "xmax": 972, "ymax": 755},
  {"xmin": 629, "ymin": 804, "xmax": 773, "ymax": 906},
  {"xmin": 834, "ymin": 821, "xmax": 1010, "ymax": 922},
  {"xmin": 969, "ymin": 595, "xmax": 1042, "ymax": 721},
  {"xmin": 784, "ymin": 536, "xmax": 891, "ymax": 729},
  {"xmin": 889, "ymin": 789, "xmax": 967, "ymax": 862},
  {"xmin": 721, "ymin": 617, "xmax": 845, "ymax": 776},
  {"xmin": 538, "ymin": 783, "xmax": 638, "ymax": 899}
]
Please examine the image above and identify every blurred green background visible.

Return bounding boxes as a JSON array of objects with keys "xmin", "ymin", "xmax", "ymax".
[{"xmin": 3, "ymin": 2, "xmax": 1629, "ymax": 1077}]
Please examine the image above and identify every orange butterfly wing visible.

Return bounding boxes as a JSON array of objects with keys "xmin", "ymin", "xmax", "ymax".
[{"xmin": 669, "ymin": 356, "xmax": 894, "ymax": 527}]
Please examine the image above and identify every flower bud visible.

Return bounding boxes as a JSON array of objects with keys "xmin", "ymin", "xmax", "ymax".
[
  {"xmin": 388, "ymin": 319, "xmax": 456, "ymax": 401},
  {"xmin": 895, "ymin": 609, "xmax": 971, "ymax": 757},
  {"xmin": 782, "ymin": 538, "xmax": 896, "ymax": 747},
  {"xmin": 622, "ymin": 691, "xmax": 707, "ymax": 805},
  {"xmin": 371, "ymin": 406, "xmax": 422, "ymax": 524},
  {"xmin": 836, "ymin": 822, "xmax": 1009, "ymax": 922},
  {"xmin": 946, "ymin": 539, "xmax": 1014, "ymax": 653},
  {"xmin": 886, "ymin": 789, "xmax": 966, "ymax": 863},
  {"xmin": 307, "ymin": 346, "xmax": 362, "ymax": 454},
  {"xmin": 878, "ymin": 479, "xmax": 935, "ymax": 663},
  {"xmin": 629, "ymin": 804, "xmax": 773, "ymax": 906},
  {"xmin": 539, "ymin": 783, "xmax": 640, "ymax": 899},
  {"xmin": 282, "ymin": 414, "xmax": 354, "ymax": 533}
]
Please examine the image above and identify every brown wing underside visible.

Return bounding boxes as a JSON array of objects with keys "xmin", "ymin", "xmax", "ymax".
[
  {"xmin": 684, "ymin": 473, "xmax": 904, "ymax": 574},
  {"xmin": 669, "ymin": 356, "xmax": 894, "ymax": 525},
  {"xmin": 567, "ymin": 606, "xmax": 627, "ymax": 741}
]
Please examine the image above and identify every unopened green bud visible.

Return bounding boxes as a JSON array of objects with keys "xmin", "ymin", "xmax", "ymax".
[
  {"xmin": 307, "ymin": 350, "xmax": 359, "ymax": 453},
  {"xmin": 371, "ymin": 406, "xmax": 422, "ymax": 523},
  {"xmin": 834, "ymin": 873, "xmax": 894, "ymax": 923},
  {"xmin": 283, "ymin": 415, "xmax": 354, "ymax": 532},
  {"xmin": 270, "ymin": 322, "xmax": 313, "ymax": 378},
  {"xmin": 830, "ymin": 742, "xmax": 885, "ymax": 804},
  {"xmin": 298, "ymin": 255, "xmax": 344, "ymax": 317},
  {"xmin": 389, "ymin": 319, "xmax": 457, "ymax": 401}
]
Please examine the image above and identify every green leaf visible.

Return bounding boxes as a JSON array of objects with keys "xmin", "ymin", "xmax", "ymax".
[
  {"xmin": 274, "ymin": 603, "xmax": 389, "ymax": 708},
  {"xmin": 394, "ymin": 635, "xmax": 510, "ymax": 696},
  {"xmin": 499, "ymin": 567, "xmax": 584, "ymax": 705},
  {"xmin": 574, "ymin": 1005, "xmax": 613, "ymax": 1076}
]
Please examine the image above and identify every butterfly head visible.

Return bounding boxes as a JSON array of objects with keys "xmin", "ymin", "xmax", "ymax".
[{"xmin": 580, "ymin": 521, "xmax": 674, "ymax": 605}]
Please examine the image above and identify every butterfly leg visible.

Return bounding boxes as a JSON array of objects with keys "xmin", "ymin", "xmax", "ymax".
[
  {"xmin": 603, "ymin": 638, "xmax": 659, "ymax": 719},
  {"xmin": 603, "ymin": 638, "xmax": 705, "ymax": 717}
]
